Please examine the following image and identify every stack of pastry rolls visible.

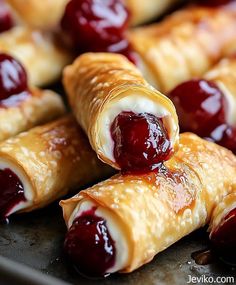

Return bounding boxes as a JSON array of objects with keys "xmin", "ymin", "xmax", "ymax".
[
  {"xmin": 0, "ymin": 46, "xmax": 113, "ymax": 220},
  {"xmin": 61, "ymin": 52, "xmax": 236, "ymax": 276},
  {"xmin": 0, "ymin": 52, "xmax": 179, "ymax": 220},
  {"xmin": 61, "ymin": 132, "xmax": 236, "ymax": 276}
]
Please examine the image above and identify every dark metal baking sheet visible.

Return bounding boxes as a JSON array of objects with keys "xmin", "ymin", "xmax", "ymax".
[{"xmin": 1, "ymin": 202, "xmax": 236, "ymax": 285}]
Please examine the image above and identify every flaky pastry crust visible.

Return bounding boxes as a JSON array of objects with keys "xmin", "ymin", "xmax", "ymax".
[
  {"xmin": 0, "ymin": 87, "xmax": 65, "ymax": 142},
  {"xmin": 0, "ymin": 26, "xmax": 72, "ymax": 86},
  {"xmin": 6, "ymin": 0, "xmax": 69, "ymax": 29},
  {"xmin": 129, "ymin": 4, "xmax": 236, "ymax": 93},
  {"xmin": 63, "ymin": 52, "xmax": 179, "ymax": 169},
  {"xmin": 61, "ymin": 133, "xmax": 236, "ymax": 273},
  {"xmin": 0, "ymin": 115, "xmax": 113, "ymax": 213}
]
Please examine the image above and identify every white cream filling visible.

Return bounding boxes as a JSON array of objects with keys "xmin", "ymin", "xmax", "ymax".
[
  {"xmin": 97, "ymin": 93, "xmax": 176, "ymax": 165},
  {"xmin": 215, "ymin": 81, "xmax": 236, "ymax": 126},
  {"xmin": 68, "ymin": 200, "xmax": 129, "ymax": 274},
  {"xmin": 0, "ymin": 158, "xmax": 34, "ymax": 216}
]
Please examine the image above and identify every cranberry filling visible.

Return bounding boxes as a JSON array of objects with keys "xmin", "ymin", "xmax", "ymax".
[
  {"xmin": 0, "ymin": 0, "xmax": 14, "ymax": 33},
  {"xmin": 60, "ymin": 0, "xmax": 136, "ymax": 63},
  {"xmin": 169, "ymin": 79, "xmax": 227, "ymax": 136},
  {"xmin": 64, "ymin": 208, "xmax": 116, "ymax": 277},
  {"xmin": 0, "ymin": 168, "xmax": 26, "ymax": 220},
  {"xmin": 168, "ymin": 79, "xmax": 236, "ymax": 153},
  {"xmin": 110, "ymin": 112, "xmax": 172, "ymax": 173},
  {"xmin": 0, "ymin": 53, "xmax": 29, "ymax": 106},
  {"xmin": 210, "ymin": 208, "xmax": 236, "ymax": 265}
]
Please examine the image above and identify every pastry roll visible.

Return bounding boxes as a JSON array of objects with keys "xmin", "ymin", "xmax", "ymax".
[
  {"xmin": 127, "ymin": 0, "xmax": 183, "ymax": 26},
  {"xmin": 128, "ymin": 3, "xmax": 236, "ymax": 93},
  {"xmin": 0, "ymin": 26, "xmax": 72, "ymax": 86},
  {"xmin": 6, "ymin": 0, "xmax": 69, "ymax": 30},
  {"xmin": 60, "ymin": 132, "xmax": 236, "ymax": 276},
  {"xmin": 169, "ymin": 55, "xmax": 236, "ymax": 153},
  {"xmin": 63, "ymin": 52, "xmax": 179, "ymax": 171},
  {"xmin": 0, "ymin": 53, "xmax": 65, "ymax": 141},
  {"xmin": 0, "ymin": 115, "xmax": 113, "ymax": 220},
  {"xmin": 6, "ymin": 0, "xmax": 183, "ymax": 29}
]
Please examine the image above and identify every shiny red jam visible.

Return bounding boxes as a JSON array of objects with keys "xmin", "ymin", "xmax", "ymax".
[
  {"xmin": 0, "ymin": 168, "xmax": 26, "ymax": 221},
  {"xmin": 168, "ymin": 79, "xmax": 236, "ymax": 153},
  {"xmin": 60, "ymin": 0, "xmax": 136, "ymax": 63},
  {"xmin": 0, "ymin": 0, "xmax": 14, "ymax": 33},
  {"xmin": 0, "ymin": 53, "xmax": 29, "ymax": 107},
  {"xmin": 210, "ymin": 208, "xmax": 236, "ymax": 266},
  {"xmin": 169, "ymin": 79, "xmax": 227, "ymax": 136},
  {"xmin": 111, "ymin": 112, "xmax": 172, "ymax": 173},
  {"xmin": 64, "ymin": 207, "xmax": 116, "ymax": 277}
]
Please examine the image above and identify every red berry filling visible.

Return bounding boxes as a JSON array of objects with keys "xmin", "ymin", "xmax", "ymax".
[
  {"xmin": 169, "ymin": 79, "xmax": 236, "ymax": 153},
  {"xmin": 64, "ymin": 207, "xmax": 116, "ymax": 277},
  {"xmin": 111, "ymin": 112, "xmax": 172, "ymax": 173},
  {"xmin": 0, "ymin": 0, "xmax": 14, "ymax": 33},
  {"xmin": 0, "ymin": 53, "xmax": 29, "ymax": 107},
  {"xmin": 60, "ymin": 0, "xmax": 136, "ymax": 63},
  {"xmin": 210, "ymin": 207, "xmax": 236, "ymax": 265},
  {"xmin": 0, "ymin": 168, "xmax": 26, "ymax": 221}
]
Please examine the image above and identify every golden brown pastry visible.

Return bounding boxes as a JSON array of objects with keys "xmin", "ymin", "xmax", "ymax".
[
  {"xmin": 0, "ymin": 52, "xmax": 65, "ymax": 141},
  {"xmin": 0, "ymin": 26, "xmax": 72, "ymax": 86},
  {"xmin": 0, "ymin": 115, "xmax": 113, "ymax": 220},
  {"xmin": 60, "ymin": 132, "xmax": 236, "ymax": 276},
  {"xmin": 129, "ymin": 3, "xmax": 236, "ymax": 93},
  {"xmin": 168, "ymin": 55, "xmax": 236, "ymax": 153},
  {"xmin": 63, "ymin": 52, "xmax": 179, "ymax": 171},
  {"xmin": 6, "ymin": 0, "xmax": 69, "ymax": 29},
  {"xmin": 6, "ymin": 0, "xmax": 183, "ymax": 29},
  {"xmin": 127, "ymin": 0, "xmax": 183, "ymax": 26},
  {"xmin": 0, "ymin": 87, "xmax": 65, "ymax": 142}
]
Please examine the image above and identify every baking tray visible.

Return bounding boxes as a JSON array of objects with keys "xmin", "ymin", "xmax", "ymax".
[{"xmin": 1, "ymin": 200, "xmax": 236, "ymax": 285}]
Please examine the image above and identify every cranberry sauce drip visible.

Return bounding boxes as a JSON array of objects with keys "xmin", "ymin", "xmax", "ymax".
[
  {"xmin": 169, "ymin": 79, "xmax": 236, "ymax": 153},
  {"xmin": 64, "ymin": 207, "xmax": 116, "ymax": 277},
  {"xmin": 0, "ymin": 53, "xmax": 29, "ymax": 106},
  {"xmin": 110, "ymin": 112, "xmax": 172, "ymax": 173},
  {"xmin": 210, "ymin": 208, "xmax": 236, "ymax": 266},
  {"xmin": 0, "ymin": 0, "xmax": 14, "ymax": 33},
  {"xmin": 0, "ymin": 168, "xmax": 26, "ymax": 220},
  {"xmin": 60, "ymin": 0, "xmax": 136, "ymax": 63}
]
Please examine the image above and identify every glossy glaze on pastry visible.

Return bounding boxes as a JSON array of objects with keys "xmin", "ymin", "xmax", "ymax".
[
  {"xmin": 0, "ymin": 116, "xmax": 113, "ymax": 220},
  {"xmin": 61, "ymin": 133, "xmax": 236, "ymax": 276}
]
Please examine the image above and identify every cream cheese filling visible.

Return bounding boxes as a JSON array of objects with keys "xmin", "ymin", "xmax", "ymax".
[
  {"xmin": 97, "ymin": 93, "xmax": 177, "ymax": 165},
  {"xmin": 68, "ymin": 200, "xmax": 129, "ymax": 273},
  {"xmin": 0, "ymin": 158, "xmax": 34, "ymax": 216}
]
